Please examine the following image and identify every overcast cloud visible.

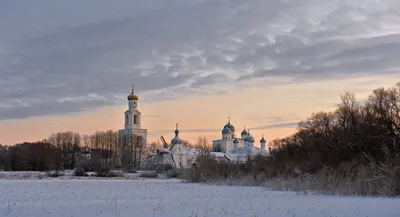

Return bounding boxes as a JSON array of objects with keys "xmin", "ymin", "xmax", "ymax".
[{"xmin": 1, "ymin": 0, "xmax": 400, "ymax": 120}]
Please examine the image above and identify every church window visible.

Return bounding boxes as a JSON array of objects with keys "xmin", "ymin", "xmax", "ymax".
[
  {"xmin": 125, "ymin": 114, "xmax": 128, "ymax": 125},
  {"xmin": 134, "ymin": 115, "xmax": 138, "ymax": 124}
]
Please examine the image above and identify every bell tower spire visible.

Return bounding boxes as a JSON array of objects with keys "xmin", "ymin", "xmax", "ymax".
[{"xmin": 125, "ymin": 84, "xmax": 141, "ymax": 130}]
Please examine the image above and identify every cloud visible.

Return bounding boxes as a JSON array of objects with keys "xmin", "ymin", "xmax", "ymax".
[
  {"xmin": 242, "ymin": 115, "xmax": 302, "ymax": 125},
  {"xmin": 190, "ymin": 73, "xmax": 229, "ymax": 88},
  {"xmin": 252, "ymin": 122, "xmax": 299, "ymax": 130},
  {"xmin": 1, "ymin": 0, "xmax": 400, "ymax": 120}
]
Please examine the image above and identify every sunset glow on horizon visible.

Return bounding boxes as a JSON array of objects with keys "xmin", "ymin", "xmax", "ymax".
[
  {"xmin": 1, "ymin": 1, "xmax": 400, "ymax": 146},
  {"xmin": 1, "ymin": 73, "xmax": 398, "ymax": 146}
]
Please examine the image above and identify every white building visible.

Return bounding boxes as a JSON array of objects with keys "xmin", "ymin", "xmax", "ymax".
[
  {"xmin": 211, "ymin": 118, "xmax": 269, "ymax": 162},
  {"xmin": 169, "ymin": 124, "xmax": 199, "ymax": 169},
  {"xmin": 167, "ymin": 118, "xmax": 270, "ymax": 168},
  {"xmin": 117, "ymin": 85, "xmax": 269, "ymax": 169},
  {"xmin": 118, "ymin": 85, "xmax": 148, "ymax": 163}
]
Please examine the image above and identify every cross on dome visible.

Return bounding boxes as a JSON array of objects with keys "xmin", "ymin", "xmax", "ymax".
[
  {"xmin": 175, "ymin": 123, "xmax": 179, "ymax": 134},
  {"xmin": 127, "ymin": 84, "xmax": 139, "ymax": 100}
]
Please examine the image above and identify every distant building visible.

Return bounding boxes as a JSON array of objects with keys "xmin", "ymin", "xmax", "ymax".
[
  {"xmin": 117, "ymin": 85, "xmax": 269, "ymax": 170},
  {"xmin": 211, "ymin": 118, "xmax": 269, "ymax": 162},
  {"xmin": 169, "ymin": 124, "xmax": 199, "ymax": 168},
  {"xmin": 118, "ymin": 85, "xmax": 148, "ymax": 168},
  {"xmin": 165, "ymin": 118, "xmax": 270, "ymax": 169}
]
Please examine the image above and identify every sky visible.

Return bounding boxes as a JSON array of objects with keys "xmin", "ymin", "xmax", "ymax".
[{"xmin": 1, "ymin": 0, "xmax": 400, "ymax": 146}]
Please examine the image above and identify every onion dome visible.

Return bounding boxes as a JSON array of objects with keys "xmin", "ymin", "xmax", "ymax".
[
  {"xmin": 223, "ymin": 117, "xmax": 235, "ymax": 132},
  {"xmin": 127, "ymin": 84, "xmax": 139, "ymax": 100},
  {"xmin": 241, "ymin": 126, "xmax": 248, "ymax": 136},
  {"xmin": 233, "ymin": 138, "xmax": 239, "ymax": 143},
  {"xmin": 222, "ymin": 126, "xmax": 231, "ymax": 134},
  {"xmin": 260, "ymin": 134, "xmax": 266, "ymax": 143},
  {"xmin": 249, "ymin": 135, "xmax": 255, "ymax": 143},
  {"xmin": 171, "ymin": 124, "xmax": 182, "ymax": 144}
]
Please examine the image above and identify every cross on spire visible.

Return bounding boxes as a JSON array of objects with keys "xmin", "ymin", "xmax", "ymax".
[
  {"xmin": 174, "ymin": 123, "xmax": 179, "ymax": 135},
  {"xmin": 228, "ymin": 117, "xmax": 230, "ymax": 123},
  {"xmin": 131, "ymin": 84, "xmax": 135, "ymax": 94}
]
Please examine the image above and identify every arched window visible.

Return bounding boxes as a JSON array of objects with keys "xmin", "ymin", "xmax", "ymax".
[{"xmin": 134, "ymin": 115, "xmax": 138, "ymax": 124}]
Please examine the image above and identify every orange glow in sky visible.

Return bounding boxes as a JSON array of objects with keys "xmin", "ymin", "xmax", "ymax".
[{"xmin": 0, "ymin": 74, "xmax": 398, "ymax": 146}]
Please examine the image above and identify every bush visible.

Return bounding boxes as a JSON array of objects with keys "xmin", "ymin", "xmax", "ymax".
[
  {"xmin": 74, "ymin": 167, "xmax": 88, "ymax": 177},
  {"xmin": 93, "ymin": 168, "xmax": 123, "ymax": 177},
  {"xmin": 184, "ymin": 152, "xmax": 400, "ymax": 197},
  {"xmin": 166, "ymin": 169, "xmax": 180, "ymax": 178},
  {"xmin": 94, "ymin": 168, "xmax": 114, "ymax": 177},
  {"xmin": 139, "ymin": 171, "xmax": 158, "ymax": 178}
]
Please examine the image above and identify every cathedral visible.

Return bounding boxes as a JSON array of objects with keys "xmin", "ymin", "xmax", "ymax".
[
  {"xmin": 118, "ymin": 85, "xmax": 270, "ymax": 169},
  {"xmin": 166, "ymin": 118, "xmax": 270, "ymax": 168},
  {"xmin": 212, "ymin": 118, "xmax": 269, "ymax": 155}
]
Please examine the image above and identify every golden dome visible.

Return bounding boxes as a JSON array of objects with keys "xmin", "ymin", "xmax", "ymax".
[
  {"xmin": 127, "ymin": 84, "xmax": 139, "ymax": 100},
  {"xmin": 127, "ymin": 94, "xmax": 139, "ymax": 100}
]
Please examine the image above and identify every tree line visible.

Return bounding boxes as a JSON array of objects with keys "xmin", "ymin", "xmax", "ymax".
[
  {"xmin": 186, "ymin": 81, "xmax": 400, "ymax": 196},
  {"xmin": 0, "ymin": 130, "xmax": 149, "ymax": 172},
  {"xmin": 270, "ymin": 81, "xmax": 400, "ymax": 174}
]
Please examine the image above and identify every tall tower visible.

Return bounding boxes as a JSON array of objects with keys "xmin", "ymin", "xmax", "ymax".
[
  {"xmin": 118, "ymin": 84, "xmax": 148, "ymax": 170},
  {"xmin": 125, "ymin": 84, "xmax": 142, "ymax": 130}
]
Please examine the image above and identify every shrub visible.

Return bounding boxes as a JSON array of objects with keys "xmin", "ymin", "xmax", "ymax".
[
  {"xmin": 74, "ymin": 167, "xmax": 88, "ymax": 177},
  {"xmin": 93, "ymin": 167, "xmax": 123, "ymax": 177},
  {"xmin": 139, "ymin": 171, "xmax": 158, "ymax": 178},
  {"xmin": 166, "ymin": 169, "xmax": 180, "ymax": 178},
  {"xmin": 184, "ymin": 152, "xmax": 400, "ymax": 197}
]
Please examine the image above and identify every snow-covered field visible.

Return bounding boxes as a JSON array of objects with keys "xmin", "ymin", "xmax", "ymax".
[{"xmin": 0, "ymin": 179, "xmax": 399, "ymax": 217}]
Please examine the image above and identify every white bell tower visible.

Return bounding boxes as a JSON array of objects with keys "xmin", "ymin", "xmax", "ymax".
[{"xmin": 125, "ymin": 84, "xmax": 142, "ymax": 130}]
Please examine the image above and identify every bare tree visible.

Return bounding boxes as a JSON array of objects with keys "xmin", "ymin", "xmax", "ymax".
[
  {"xmin": 193, "ymin": 136, "xmax": 213, "ymax": 165},
  {"xmin": 195, "ymin": 136, "xmax": 211, "ymax": 153},
  {"xmin": 119, "ymin": 133, "xmax": 134, "ymax": 171},
  {"xmin": 47, "ymin": 131, "xmax": 81, "ymax": 169},
  {"xmin": 147, "ymin": 141, "xmax": 161, "ymax": 154},
  {"xmin": 82, "ymin": 134, "xmax": 91, "ymax": 148}
]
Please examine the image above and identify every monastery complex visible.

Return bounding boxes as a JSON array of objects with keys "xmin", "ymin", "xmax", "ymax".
[{"xmin": 118, "ymin": 85, "xmax": 271, "ymax": 169}]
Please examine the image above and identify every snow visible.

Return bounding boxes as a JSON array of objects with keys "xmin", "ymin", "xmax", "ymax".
[{"xmin": 0, "ymin": 179, "xmax": 399, "ymax": 217}]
